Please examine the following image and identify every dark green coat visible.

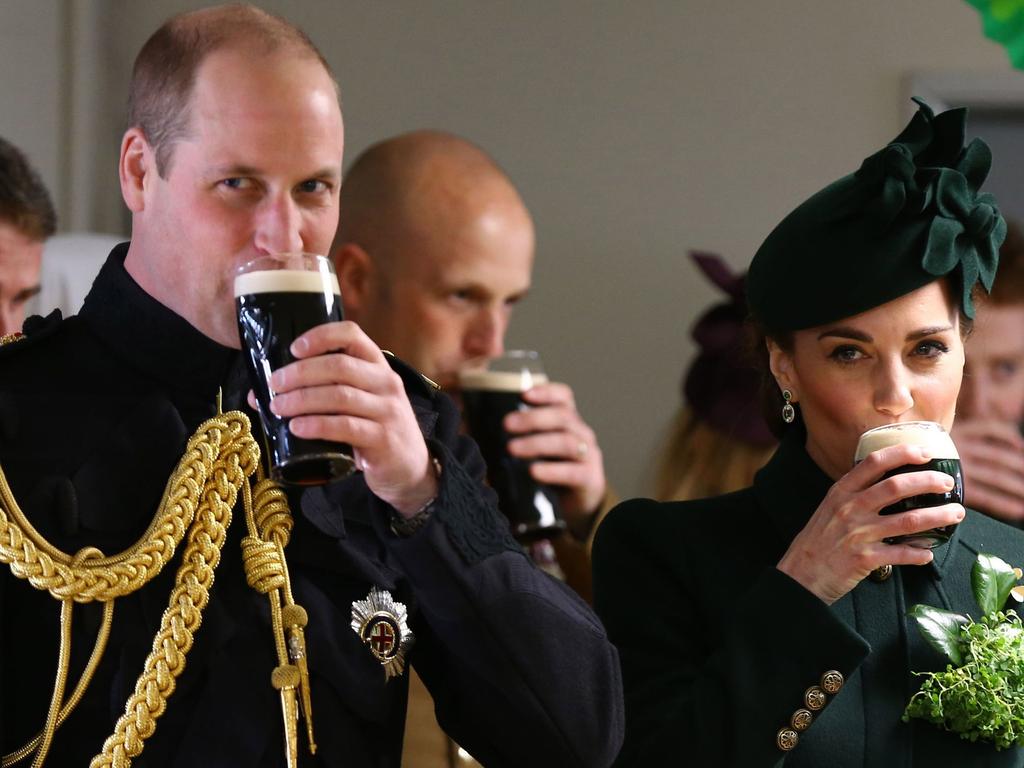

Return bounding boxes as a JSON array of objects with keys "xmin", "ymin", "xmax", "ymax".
[{"xmin": 593, "ymin": 426, "xmax": 1024, "ymax": 767}]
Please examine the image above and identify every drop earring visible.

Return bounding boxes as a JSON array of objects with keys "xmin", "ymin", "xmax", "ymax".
[{"xmin": 782, "ymin": 389, "xmax": 796, "ymax": 424}]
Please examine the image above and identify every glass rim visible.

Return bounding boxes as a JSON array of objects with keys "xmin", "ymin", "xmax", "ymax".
[{"xmin": 857, "ymin": 420, "xmax": 946, "ymax": 440}]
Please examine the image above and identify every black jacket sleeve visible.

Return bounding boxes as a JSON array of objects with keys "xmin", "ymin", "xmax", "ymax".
[
  {"xmin": 593, "ymin": 499, "xmax": 870, "ymax": 768},
  {"xmin": 382, "ymin": 382, "xmax": 625, "ymax": 768}
]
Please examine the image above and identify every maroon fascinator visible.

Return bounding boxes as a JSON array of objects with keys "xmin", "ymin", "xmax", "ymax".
[{"xmin": 683, "ymin": 252, "xmax": 775, "ymax": 448}]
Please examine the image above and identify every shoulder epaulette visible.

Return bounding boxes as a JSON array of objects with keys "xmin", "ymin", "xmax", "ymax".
[
  {"xmin": 0, "ymin": 310, "xmax": 64, "ymax": 358},
  {"xmin": 382, "ymin": 349, "xmax": 441, "ymax": 401}
]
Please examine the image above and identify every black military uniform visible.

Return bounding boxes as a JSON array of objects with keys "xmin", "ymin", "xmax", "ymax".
[
  {"xmin": 594, "ymin": 422, "xmax": 1024, "ymax": 767},
  {"xmin": 0, "ymin": 245, "xmax": 623, "ymax": 767}
]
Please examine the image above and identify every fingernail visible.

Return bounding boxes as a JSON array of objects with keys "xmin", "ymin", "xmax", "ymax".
[{"xmin": 292, "ymin": 337, "xmax": 308, "ymax": 356}]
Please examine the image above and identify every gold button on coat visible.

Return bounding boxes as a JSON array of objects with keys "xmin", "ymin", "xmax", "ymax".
[
  {"xmin": 804, "ymin": 686, "xmax": 827, "ymax": 711},
  {"xmin": 791, "ymin": 708, "xmax": 813, "ymax": 732},
  {"xmin": 777, "ymin": 727, "xmax": 799, "ymax": 751},
  {"xmin": 821, "ymin": 670, "xmax": 844, "ymax": 694}
]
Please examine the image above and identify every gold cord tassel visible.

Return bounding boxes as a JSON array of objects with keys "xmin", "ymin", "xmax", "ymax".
[
  {"xmin": 241, "ymin": 476, "xmax": 317, "ymax": 756},
  {"xmin": 271, "ymin": 665, "xmax": 301, "ymax": 768}
]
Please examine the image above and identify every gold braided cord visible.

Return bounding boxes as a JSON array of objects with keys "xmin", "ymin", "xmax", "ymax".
[
  {"xmin": 2, "ymin": 602, "xmax": 115, "ymax": 767},
  {"xmin": 0, "ymin": 332, "xmax": 24, "ymax": 346},
  {"xmin": 90, "ymin": 413, "xmax": 259, "ymax": 768},
  {"xmin": 31, "ymin": 601, "xmax": 73, "ymax": 768},
  {"xmin": 0, "ymin": 427, "xmax": 217, "ymax": 603},
  {"xmin": 0, "ymin": 411, "xmax": 258, "ymax": 768}
]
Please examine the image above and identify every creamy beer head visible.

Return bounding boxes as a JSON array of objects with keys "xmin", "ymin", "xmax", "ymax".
[
  {"xmin": 457, "ymin": 369, "xmax": 549, "ymax": 392},
  {"xmin": 854, "ymin": 420, "xmax": 959, "ymax": 464},
  {"xmin": 234, "ymin": 268, "xmax": 340, "ymax": 297}
]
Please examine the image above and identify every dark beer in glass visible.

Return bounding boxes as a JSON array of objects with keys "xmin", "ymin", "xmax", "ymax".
[
  {"xmin": 459, "ymin": 351, "xmax": 566, "ymax": 542},
  {"xmin": 854, "ymin": 421, "xmax": 964, "ymax": 549},
  {"xmin": 235, "ymin": 254, "xmax": 355, "ymax": 485}
]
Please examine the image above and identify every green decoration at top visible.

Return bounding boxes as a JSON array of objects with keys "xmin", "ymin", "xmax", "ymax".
[
  {"xmin": 966, "ymin": 0, "xmax": 1024, "ymax": 69},
  {"xmin": 747, "ymin": 99, "xmax": 1006, "ymax": 331}
]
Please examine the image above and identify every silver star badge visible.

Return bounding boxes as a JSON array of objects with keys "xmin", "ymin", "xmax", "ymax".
[{"xmin": 351, "ymin": 586, "xmax": 414, "ymax": 681}]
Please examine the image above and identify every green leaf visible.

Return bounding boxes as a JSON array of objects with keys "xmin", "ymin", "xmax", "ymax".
[
  {"xmin": 973, "ymin": 554, "xmax": 1020, "ymax": 616},
  {"xmin": 908, "ymin": 604, "xmax": 969, "ymax": 665}
]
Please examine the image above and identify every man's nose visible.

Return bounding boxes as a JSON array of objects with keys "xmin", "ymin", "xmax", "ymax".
[
  {"xmin": 253, "ymin": 194, "xmax": 304, "ymax": 256},
  {"xmin": 465, "ymin": 308, "xmax": 506, "ymax": 361}
]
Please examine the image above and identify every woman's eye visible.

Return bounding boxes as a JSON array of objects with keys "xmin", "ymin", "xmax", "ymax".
[
  {"xmin": 913, "ymin": 340, "xmax": 949, "ymax": 358},
  {"xmin": 829, "ymin": 345, "xmax": 863, "ymax": 363}
]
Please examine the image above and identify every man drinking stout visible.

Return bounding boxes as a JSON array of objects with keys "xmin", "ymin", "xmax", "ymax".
[
  {"xmin": 332, "ymin": 131, "xmax": 612, "ymax": 561},
  {"xmin": 0, "ymin": 6, "xmax": 623, "ymax": 767},
  {"xmin": 854, "ymin": 421, "xmax": 964, "ymax": 547},
  {"xmin": 332, "ymin": 130, "xmax": 615, "ymax": 767}
]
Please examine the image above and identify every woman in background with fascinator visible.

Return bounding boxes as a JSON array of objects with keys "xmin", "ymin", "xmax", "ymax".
[
  {"xmin": 594, "ymin": 101, "xmax": 1024, "ymax": 766},
  {"xmin": 654, "ymin": 252, "xmax": 776, "ymax": 502}
]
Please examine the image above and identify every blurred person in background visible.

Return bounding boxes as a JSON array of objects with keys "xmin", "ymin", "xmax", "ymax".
[
  {"xmin": 332, "ymin": 130, "xmax": 613, "ymax": 587},
  {"xmin": 654, "ymin": 251, "xmax": 775, "ymax": 501},
  {"xmin": 952, "ymin": 218, "xmax": 1024, "ymax": 524},
  {"xmin": 333, "ymin": 130, "xmax": 615, "ymax": 768},
  {"xmin": 0, "ymin": 135, "xmax": 55, "ymax": 336}
]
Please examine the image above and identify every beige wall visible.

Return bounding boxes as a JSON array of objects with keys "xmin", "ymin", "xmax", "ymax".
[{"xmin": 0, "ymin": 1, "xmax": 1013, "ymax": 497}]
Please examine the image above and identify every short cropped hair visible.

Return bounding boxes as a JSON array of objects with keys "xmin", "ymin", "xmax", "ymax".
[
  {"xmin": 126, "ymin": 3, "xmax": 338, "ymax": 177},
  {"xmin": 0, "ymin": 136, "xmax": 56, "ymax": 241}
]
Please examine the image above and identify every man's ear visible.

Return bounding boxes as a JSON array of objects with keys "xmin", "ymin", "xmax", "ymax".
[
  {"xmin": 119, "ymin": 127, "xmax": 154, "ymax": 213},
  {"xmin": 333, "ymin": 242, "xmax": 373, "ymax": 318},
  {"xmin": 767, "ymin": 337, "xmax": 798, "ymax": 400}
]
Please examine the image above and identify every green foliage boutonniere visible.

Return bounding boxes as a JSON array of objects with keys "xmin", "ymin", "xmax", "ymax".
[{"xmin": 903, "ymin": 553, "xmax": 1024, "ymax": 750}]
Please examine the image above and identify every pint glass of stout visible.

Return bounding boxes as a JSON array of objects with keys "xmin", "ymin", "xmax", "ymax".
[
  {"xmin": 459, "ymin": 351, "xmax": 566, "ymax": 542},
  {"xmin": 853, "ymin": 421, "xmax": 964, "ymax": 548},
  {"xmin": 235, "ymin": 254, "xmax": 355, "ymax": 485}
]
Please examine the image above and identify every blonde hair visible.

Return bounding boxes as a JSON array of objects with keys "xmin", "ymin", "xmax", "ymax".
[{"xmin": 654, "ymin": 408, "xmax": 775, "ymax": 502}]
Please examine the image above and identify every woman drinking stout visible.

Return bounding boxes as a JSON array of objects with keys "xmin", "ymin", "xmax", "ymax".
[{"xmin": 593, "ymin": 102, "xmax": 1024, "ymax": 766}]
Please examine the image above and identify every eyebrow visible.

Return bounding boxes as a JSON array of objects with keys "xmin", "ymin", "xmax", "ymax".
[
  {"xmin": 209, "ymin": 165, "xmax": 341, "ymax": 181},
  {"xmin": 14, "ymin": 285, "xmax": 41, "ymax": 302},
  {"xmin": 817, "ymin": 324, "xmax": 954, "ymax": 343}
]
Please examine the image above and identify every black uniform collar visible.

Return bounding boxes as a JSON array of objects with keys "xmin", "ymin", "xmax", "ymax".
[
  {"xmin": 79, "ymin": 243, "xmax": 238, "ymax": 402},
  {"xmin": 754, "ymin": 421, "xmax": 960, "ymax": 575}
]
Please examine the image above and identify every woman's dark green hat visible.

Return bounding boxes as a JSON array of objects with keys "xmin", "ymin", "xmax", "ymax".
[{"xmin": 747, "ymin": 100, "xmax": 1006, "ymax": 331}]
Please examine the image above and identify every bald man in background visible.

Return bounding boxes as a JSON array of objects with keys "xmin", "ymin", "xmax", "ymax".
[
  {"xmin": 333, "ymin": 131, "xmax": 610, "ymax": 565},
  {"xmin": 332, "ymin": 131, "xmax": 613, "ymax": 768}
]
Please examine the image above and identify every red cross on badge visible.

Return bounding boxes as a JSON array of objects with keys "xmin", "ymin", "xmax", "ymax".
[
  {"xmin": 351, "ymin": 587, "xmax": 414, "ymax": 680},
  {"xmin": 368, "ymin": 619, "xmax": 397, "ymax": 660}
]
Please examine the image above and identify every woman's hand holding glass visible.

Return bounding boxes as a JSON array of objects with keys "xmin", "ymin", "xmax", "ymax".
[{"xmin": 777, "ymin": 443, "xmax": 965, "ymax": 605}]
